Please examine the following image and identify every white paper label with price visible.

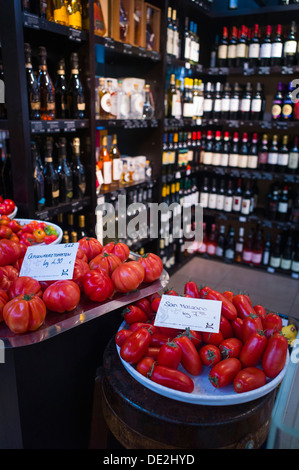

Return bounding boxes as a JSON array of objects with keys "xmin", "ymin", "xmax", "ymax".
[
  {"xmin": 19, "ymin": 243, "xmax": 79, "ymax": 281},
  {"xmin": 154, "ymin": 295, "xmax": 222, "ymax": 333}
]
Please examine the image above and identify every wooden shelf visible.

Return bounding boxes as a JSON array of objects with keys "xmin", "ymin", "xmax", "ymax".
[
  {"xmin": 23, "ymin": 12, "xmax": 87, "ymax": 42},
  {"xmin": 94, "ymin": 35, "xmax": 161, "ymax": 62}
]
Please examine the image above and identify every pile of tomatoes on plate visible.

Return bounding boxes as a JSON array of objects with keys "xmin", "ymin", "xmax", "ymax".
[
  {"xmin": 0, "ymin": 216, "xmax": 59, "ymax": 246},
  {"xmin": 115, "ymin": 282, "xmax": 289, "ymax": 395},
  {"xmin": 0, "ymin": 197, "xmax": 16, "ymax": 216},
  {"xmin": 0, "ymin": 236, "xmax": 164, "ymax": 335}
]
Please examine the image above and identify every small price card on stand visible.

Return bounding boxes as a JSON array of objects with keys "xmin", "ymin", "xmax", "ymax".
[
  {"xmin": 154, "ymin": 295, "xmax": 222, "ymax": 333},
  {"xmin": 19, "ymin": 243, "xmax": 79, "ymax": 281}
]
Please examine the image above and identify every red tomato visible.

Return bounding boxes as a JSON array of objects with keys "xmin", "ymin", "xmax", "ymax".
[
  {"xmin": 253, "ymin": 305, "xmax": 267, "ymax": 321},
  {"xmin": 0, "ymin": 288, "xmax": 9, "ymax": 322},
  {"xmin": 174, "ymin": 335, "xmax": 202, "ymax": 376},
  {"xmin": 132, "ymin": 297, "xmax": 154, "ymax": 319},
  {"xmin": 180, "ymin": 328, "xmax": 202, "ymax": 349},
  {"xmin": 3, "ymin": 199, "xmax": 15, "ymax": 213},
  {"xmin": 78, "ymin": 237, "xmax": 103, "ymax": 262},
  {"xmin": 157, "ymin": 340, "xmax": 182, "ymax": 369},
  {"xmin": 263, "ymin": 313, "xmax": 283, "ymax": 339},
  {"xmin": 0, "ymin": 203, "xmax": 12, "ymax": 215},
  {"xmin": 120, "ymin": 327, "xmax": 152, "ymax": 364},
  {"xmin": 242, "ymin": 313, "xmax": 263, "ymax": 343},
  {"xmin": 89, "ymin": 252, "xmax": 122, "ymax": 276},
  {"xmin": 9, "ymin": 233, "xmax": 20, "ymax": 243},
  {"xmin": 0, "ymin": 239, "xmax": 22, "ymax": 266},
  {"xmin": 8, "ymin": 276, "xmax": 42, "ymax": 300},
  {"xmin": 0, "ymin": 226, "xmax": 12, "ymax": 239},
  {"xmin": 150, "ymin": 332, "xmax": 171, "ymax": 347},
  {"xmin": 0, "ymin": 265, "xmax": 19, "ymax": 292},
  {"xmin": 232, "ymin": 294, "xmax": 256, "ymax": 319},
  {"xmin": 199, "ymin": 286, "xmax": 212, "ymax": 298},
  {"xmin": 158, "ymin": 326, "xmax": 181, "ymax": 338},
  {"xmin": 199, "ymin": 344, "xmax": 221, "ymax": 367},
  {"xmin": 146, "ymin": 346, "xmax": 161, "ymax": 359},
  {"xmin": 239, "ymin": 331, "xmax": 268, "ymax": 368},
  {"xmin": 136, "ymin": 356, "xmax": 155, "ymax": 377},
  {"xmin": 151, "ymin": 296, "xmax": 161, "ymax": 313},
  {"xmin": 137, "ymin": 253, "xmax": 163, "ymax": 283},
  {"xmin": 83, "ymin": 269, "xmax": 114, "ymax": 302},
  {"xmin": 20, "ymin": 232, "xmax": 35, "ymax": 246},
  {"xmin": 111, "ymin": 261, "xmax": 145, "ymax": 293},
  {"xmin": 233, "ymin": 367, "xmax": 267, "ymax": 394},
  {"xmin": 72, "ymin": 258, "xmax": 90, "ymax": 291},
  {"xmin": 102, "ymin": 241, "xmax": 130, "ymax": 262},
  {"xmin": 231, "ymin": 317, "xmax": 244, "ymax": 342},
  {"xmin": 219, "ymin": 337, "xmax": 243, "ymax": 359},
  {"xmin": 205, "ymin": 289, "xmax": 237, "ymax": 321},
  {"xmin": 7, "ymin": 220, "xmax": 21, "ymax": 234},
  {"xmin": 202, "ymin": 331, "xmax": 224, "ymax": 346},
  {"xmin": 129, "ymin": 322, "xmax": 160, "ymax": 334},
  {"xmin": 222, "ymin": 291, "xmax": 234, "ymax": 302},
  {"xmin": 164, "ymin": 289, "xmax": 179, "ymax": 296},
  {"xmin": 44, "ymin": 234, "xmax": 58, "ymax": 245},
  {"xmin": 220, "ymin": 315, "xmax": 234, "ymax": 339},
  {"xmin": 76, "ymin": 247, "xmax": 88, "ymax": 263},
  {"xmin": 184, "ymin": 281, "xmax": 200, "ymax": 298},
  {"xmin": 208, "ymin": 358, "xmax": 242, "ymax": 388},
  {"xmin": 3, "ymin": 294, "xmax": 47, "ymax": 334},
  {"xmin": 39, "ymin": 280, "xmax": 55, "ymax": 292},
  {"xmin": 43, "ymin": 280, "xmax": 81, "ymax": 313},
  {"xmin": 123, "ymin": 305, "xmax": 149, "ymax": 325},
  {"xmin": 149, "ymin": 364, "xmax": 194, "ymax": 393},
  {"xmin": 262, "ymin": 332, "xmax": 288, "ymax": 379},
  {"xmin": 115, "ymin": 329, "xmax": 133, "ymax": 347}
]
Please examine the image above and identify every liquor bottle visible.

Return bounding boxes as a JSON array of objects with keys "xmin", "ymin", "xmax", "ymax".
[
  {"xmin": 98, "ymin": 77, "xmax": 111, "ymax": 119},
  {"xmin": 110, "ymin": 134, "xmax": 121, "ymax": 184},
  {"xmin": 38, "ymin": 46, "xmax": 56, "ymax": 121},
  {"xmin": 281, "ymin": 82, "xmax": 294, "ymax": 120},
  {"xmin": 212, "ymin": 82, "xmax": 222, "ymax": 120},
  {"xmin": 291, "ymin": 240, "xmax": 299, "ymax": 274},
  {"xmin": 119, "ymin": 1, "xmax": 129, "ymax": 42},
  {"xmin": 32, "ymin": 141, "xmax": 45, "ymax": 211},
  {"xmin": 271, "ymin": 82, "xmax": 284, "ymax": 120},
  {"xmin": 240, "ymin": 83, "xmax": 252, "ymax": 121},
  {"xmin": 130, "ymin": 83, "xmax": 144, "ymax": 119},
  {"xmin": 269, "ymin": 233, "xmax": 282, "ymax": 269},
  {"xmin": 236, "ymin": 26, "xmax": 248, "ymax": 68},
  {"xmin": 203, "ymin": 82, "xmax": 213, "ymax": 119},
  {"xmin": 224, "ymin": 226, "xmax": 235, "ymax": 261},
  {"xmin": 262, "ymin": 233, "xmax": 271, "ymax": 266},
  {"xmin": 202, "ymin": 130, "xmax": 213, "ymax": 165},
  {"xmin": 183, "ymin": 17, "xmax": 191, "ymax": 60},
  {"xmin": 238, "ymin": 132, "xmax": 248, "ymax": 168},
  {"xmin": 142, "ymin": 84, "xmax": 155, "ymax": 119},
  {"xmin": 252, "ymin": 228, "xmax": 263, "ymax": 266},
  {"xmin": 283, "ymin": 21, "xmax": 297, "ymax": 66},
  {"xmin": 99, "ymin": 135, "xmax": 112, "ymax": 190},
  {"xmin": 229, "ymin": 83, "xmax": 240, "ymax": 120},
  {"xmin": 24, "ymin": 43, "xmax": 40, "ymax": 120},
  {"xmin": 277, "ymin": 135, "xmax": 289, "ymax": 172},
  {"xmin": 72, "ymin": 137, "xmax": 86, "ymax": 199},
  {"xmin": 235, "ymin": 226, "xmax": 245, "ymax": 262},
  {"xmin": 216, "ymin": 224, "xmax": 226, "ymax": 257},
  {"xmin": 94, "ymin": 0, "xmax": 106, "ymax": 36},
  {"xmin": 212, "ymin": 131, "xmax": 222, "ymax": 166},
  {"xmin": 43, "ymin": 138, "xmax": 59, "ymax": 206},
  {"xmin": 78, "ymin": 215, "xmax": 87, "ymax": 238},
  {"xmin": 267, "ymin": 135, "xmax": 279, "ymax": 171},
  {"xmin": 242, "ymin": 229, "xmax": 253, "ymax": 264},
  {"xmin": 57, "ymin": 137, "xmax": 73, "ymax": 203},
  {"xmin": 260, "ymin": 25, "xmax": 272, "ymax": 67},
  {"xmin": 248, "ymin": 133, "xmax": 258, "ymax": 169},
  {"xmin": 210, "ymin": 35, "xmax": 219, "ymax": 68},
  {"xmin": 288, "ymin": 136, "xmax": 299, "ymax": 173},
  {"xmin": 271, "ymin": 24, "xmax": 283, "ymax": 66},
  {"xmin": 218, "ymin": 26, "xmax": 228, "ymax": 67},
  {"xmin": 166, "ymin": 7, "xmax": 173, "ymax": 55},
  {"xmin": 67, "ymin": 52, "xmax": 85, "ymax": 119},
  {"xmin": 251, "ymin": 82, "xmax": 264, "ymax": 121},
  {"xmin": 221, "ymin": 83, "xmax": 231, "ymax": 120},
  {"xmin": 53, "ymin": 0, "xmax": 69, "ymax": 25},
  {"xmin": 167, "ymin": 74, "xmax": 177, "ymax": 118},
  {"xmin": 224, "ymin": 179, "xmax": 234, "ymax": 213},
  {"xmin": 193, "ymin": 79, "xmax": 203, "ymax": 120},
  {"xmin": 268, "ymin": 185, "xmax": 279, "ymax": 220},
  {"xmin": 55, "ymin": 59, "xmax": 68, "ymax": 119},
  {"xmin": 220, "ymin": 131, "xmax": 230, "ymax": 167},
  {"xmin": 258, "ymin": 134, "xmax": 268, "ymax": 170},
  {"xmin": 227, "ymin": 26, "xmax": 237, "ymax": 67},
  {"xmin": 208, "ymin": 178, "xmax": 217, "ymax": 209},
  {"xmin": 216, "ymin": 179, "xmax": 226, "ymax": 211},
  {"xmin": 248, "ymin": 24, "xmax": 260, "ymax": 67},
  {"xmin": 232, "ymin": 178, "xmax": 242, "ymax": 212},
  {"xmin": 277, "ymin": 185, "xmax": 289, "ymax": 221},
  {"xmin": 206, "ymin": 224, "xmax": 217, "ymax": 256},
  {"xmin": 229, "ymin": 132, "xmax": 239, "ymax": 167},
  {"xmin": 67, "ymin": 0, "xmax": 82, "ymax": 30},
  {"xmin": 281, "ymin": 235, "xmax": 292, "ymax": 271},
  {"xmin": 199, "ymin": 177, "xmax": 209, "ymax": 208},
  {"xmin": 172, "ymin": 9, "xmax": 179, "ymax": 59},
  {"xmin": 241, "ymin": 179, "xmax": 252, "ymax": 215}
]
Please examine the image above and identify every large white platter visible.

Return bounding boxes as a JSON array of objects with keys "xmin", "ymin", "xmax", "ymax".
[{"xmin": 116, "ymin": 322, "xmax": 289, "ymax": 406}]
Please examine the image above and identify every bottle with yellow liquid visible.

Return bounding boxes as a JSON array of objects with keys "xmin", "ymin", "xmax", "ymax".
[
  {"xmin": 67, "ymin": 0, "xmax": 82, "ymax": 30},
  {"xmin": 53, "ymin": 0, "xmax": 69, "ymax": 25},
  {"xmin": 94, "ymin": 0, "xmax": 106, "ymax": 36}
]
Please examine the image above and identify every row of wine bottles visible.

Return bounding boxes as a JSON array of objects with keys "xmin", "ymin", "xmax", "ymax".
[
  {"xmin": 166, "ymin": 6, "xmax": 200, "ymax": 63},
  {"xmin": 25, "ymin": 43, "xmax": 86, "ymax": 121},
  {"xmin": 32, "ymin": 135, "xmax": 86, "ymax": 210},
  {"xmin": 213, "ymin": 21, "xmax": 299, "ymax": 68}
]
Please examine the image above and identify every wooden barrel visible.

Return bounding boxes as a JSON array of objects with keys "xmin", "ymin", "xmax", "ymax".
[{"xmin": 98, "ymin": 338, "xmax": 277, "ymax": 449}]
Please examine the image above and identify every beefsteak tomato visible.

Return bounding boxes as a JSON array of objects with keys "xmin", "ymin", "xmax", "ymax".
[
  {"xmin": 111, "ymin": 261, "xmax": 145, "ymax": 293},
  {"xmin": 102, "ymin": 241, "xmax": 130, "ymax": 262},
  {"xmin": 137, "ymin": 253, "xmax": 163, "ymax": 283},
  {"xmin": 3, "ymin": 294, "xmax": 46, "ymax": 333},
  {"xmin": 8, "ymin": 276, "xmax": 42, "ymax": 300},
  {"xmin": 78, "ymin": 237, "xmax": 103, "ymax": 262},
  {"xmin": 83, "ymin": 269, "xmax": 114, "ymax": 302},
  {"xmin": 43, "ymin": 280, "xmax": 81, "ymax": 313}
]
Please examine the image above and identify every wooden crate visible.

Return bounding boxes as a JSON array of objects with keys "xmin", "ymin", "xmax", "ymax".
[
  {"xmin": 110, "ymin": 0, "xmax": 134, "ymax": 44},
  {"xmin": 94, "ymin": 0, "xmax": 109, "ymax": 37},
  {"xmin": 144, "ymin": 3, "xmax": 160, "ymax": 52}
]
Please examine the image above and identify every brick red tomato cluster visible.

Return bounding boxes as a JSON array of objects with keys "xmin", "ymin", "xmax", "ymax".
[
  {"xmin": 116, "ymin": 282, "xmax": 289, "ymax": 395},
  {"xmin": 0, "ymin": 237, "xmax": 164, "ymax": 335}
]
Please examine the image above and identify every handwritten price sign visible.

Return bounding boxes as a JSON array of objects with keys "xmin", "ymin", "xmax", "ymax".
[
  {"xmin": 19, "ymin": 243, "xmax": 79, "ymax": 281},
  {"xmin": 154, "ymin": 295, "xmax": 222, "ymax": 333}
]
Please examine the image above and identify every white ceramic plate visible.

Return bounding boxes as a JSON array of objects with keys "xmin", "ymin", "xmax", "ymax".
[
  {"xmin": 15, "ymin": 219, "xmax": 63, "ymax": 245},
  {"xmin": 116, "ymin": 322, "xmax": 289, "ymax": 406},
  {"xmin": 8, "ymin": 205, "xmax": 18, "ymax": 219}
]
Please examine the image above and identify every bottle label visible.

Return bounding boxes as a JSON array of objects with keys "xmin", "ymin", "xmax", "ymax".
[
  {"xmin": 251, "ymin": 99, "xmax": 262, "ymax": 113},
  {"xmin": 228, "ymin": 44, "xmax": 236, "ymax": 59},
  {"xmin": 101, "ymin": 93, "xmax": 112, "ymax": 113},
  {"xmin": 235, "ymin": 242, "xmax": 243, "ymax": 252},
  {"xmin": 200, "ymin": 193, "xmax": 209, "ymax": 207},
  {"xmin": 229, "ymin": 153, "xmax": 239, "ymax": 167},
  {"xmin": 278, "ymin": 152, "xmax": 289, "ymax": 166},
  {"xmin": 202, "ymin": 151, "xmax": 213, "ymax": 165},
  {"xmin": 241, "ymin": 98, "xmax": 251, "ymax": 112},
  {"xmin": 193, "ymin": 95, "xmax": 204, "ymax": 117},
  {"xmin": 207, "ymin": 244, "xmax": 216, "ymax": 255},
  {"xmin": 278, "ymin": 201, "xmax": 288, "ymax": 213},
  {"xmin": 288, "ymin": 151, "xmax": 299, "ymax": 169},
  {"xmin": 224, "ymin": 196, "xmax": 233, "ymax": 212},
  {"xmin": 53, "ymin": 5, "xmax": 68, "ymax": 24},
  {"xmin": 270, "ymin": 255, "xmax": 281, "ymax": 268},
  {"xmin": 216, "ymin": 194, "xmax": 224, "ymax": 210},
  {"xmin": 258, "ymin": 151, "xmax": 268, "ymax": 164},
  {"xmin": 268, "ymin": 152, "xmax": 278, "ymax": 164},
  {"xmin": 69, "ymin": 12, "xmax": 82, "ymax": 29},
  {"xmin": 282, "ymin": 104, "xmax": 293, "ymax": 119},
  {"xmin": 113, "ymin": 159, "xmax": 121, "ymax": 181},
  {"xmin": 281, "ymin": 258, "xmax": 291, "ymax": 270},
  {"xmin": 230, "ymin": 98, "xmax": 239, "ymax": 112},
  {"xmin": 248, "ymin": 155, "xmax": 258, "ymax": 168},
  {"xmin": 103, "ymin": 161, "xmax": 112, "ymax": 184},
  {"xmin": 216, "ymin": 246, "xmax": 224, "ymax": 257},
  {"xmin": 220, "ymin": 153, "xmax": 229, "ymax": 166},
  {"xmin": 260, "ymin": 43, "xmax": 271, "ymax": 58},
  {"xmin": 241, "ymin": 199, "xmax": 251, "ymax": 215},
  {"xmin": 212, "ymin": 152, "xmax": 221, "ymax": 166},
  {"xmin": 208, "ymin": 194, "xmax": 217, "ymax": 209},
  {"xmin": 271, "ymin": 42, "xmax": 283, "ymax": 58},
  {"xmin": 225, "ymin": 248, "xmax": 234, "ymax": 260},
  {"xmin": 183, "ymin": 102, "xmax": 194, "ymax": 118},
  {"xmin": 213, "ymin": 99, "xmax": 222, "ymax": 113},
  {"xmin": 221, "ymin": 97, "xmax": 230, "ymax": 112},
  {"xmin": 284, "ymin": 40, "xmax": 297, "ymax": 54},
  {"xmin": 272, "ymin": 104, "xmax": 281, "ymax": 119},
  {"xmin": 203, "ymin": 99, "xmax": 213, "ymax": 112},
  {"xmin": 233, "ymin": 196, "xmax": 242, "ymax": 211},
  {"xmin": 167, "ymin": 29, "xmax": 174, "ymax": 54},
  {"xmin": 243, "ymin": 250, "xmax": 252, "ymax": 262},
  {"xmin": 184, "ymin": 37, "xmax": 191, "ymax": 59},
  {"xmin": 249, "ymin": 43, "xmax": 260, "ymax": 59},
  {"xmin": 236, "ymin": 43, "xmax": 246, "ymax": 58},
  {"xmin": 218, "ymin": 45, "xmax": 228, "ymax": 59},
  {"xmin": 291, "ymin": 260, "xmax": 299, "ymax": 273},
  {"xmin": 252, "ymin": 252, "xmax": 262, "ymax": 264},
  {"xmin": 238, "ymin": 155, "xmax": 248, "ymax": 168}
]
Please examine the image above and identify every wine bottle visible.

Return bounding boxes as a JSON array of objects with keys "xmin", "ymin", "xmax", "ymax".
[
  {"xmin": 224, "ymin": 226, "xmax": 235, "ymax": 261},
  {"xmin": 38, "ymin": 46, "xmax": 56, "ymax": 121},
  {"xmin": 271, "ymin": 24, "xmax": 283, "ymax": 66},
  {"xmin": 216, "ymin": 179, "xmax": 225, "ymax": 211},
  {"xmin": 24, "ymin": 43, "xmax": 40, "ymax": 120},
  {"xmin": 43, "ymin": 137, "xmax": 59, "ymax": 206},
  {"xmin": 258, "ymin": 134, "xmax": 268, "ymax": 171},
  {"xmin": 252, "ymin": 228, "xmax": 263, "ymax": 266},
  {"xmin": 218, "ymin": 26, "xmax": 228, "ymax": 67},
  {"xmin": 221, "ymin": 83, "xmax": 231, "ymax": 120},
  {"xmin": 238, "ymin": 132, "xmax": 248, "ymax": 168},
  {"xmin": 235, "ymin": 226, "xmax": 244, "ymax": 262},
  {"xmin": 207, "ymin": 224, "xmax": 217, "ymax": 256},
  {"xmin": 99, "ymin": 134, "xmax": 112, "ymax": 190},
  {"xmin": 216, "ymin": 224, "xmax": 226, "ymax": 257},
  {"xmin": 227, "ymin": 26, "xmax": 237, "ymax": 67},
  {"xmin": 32, "ymin": 141, "xmax": 45, "ymax": 211},
  {"xmin": 220, "ymin": 131, "xmax": 230, "ymax": 167},
  {"xmin": 98, "ymin": 77, "xmax": 112, "ymax": 119},
  {"xmin": 281, "ymin": 81, "xmax": 294, "ymax": 120},
  {"xmin": 208, "ymin": 178, "xmax": 217, "ymax": 209},
  {"xmin": 203, "ymin": 82, "xmax": 213, "ymax": 119},
  {"xmin": 260, "ymin": 25, "xmax": 272, "ymax": 67},
  {"xmin": 57, "ymin": 137, "xmax": 73, "ymax": 203},
  {"xmin": 229, "ymin": 82, "xmax": 240, "ymax": 120},
  {"xmin": 78, "ymin": 214, "xmax": 87, "ymax": 238},
  {"xmin": 262, "ymin": 233, "xmax": 271, "ymax": 266},
  {"xmin": 202, "ymin": 130, "xmax": 213, "ymax": 165},
  {"xmin": 211, "ymin": 131, "xmax": 222, "ymax": 166},
  {"xmin": 166, "ymin": 7, "xmax": 173, "ymax": 55},
  {"xmin": 267, "ymin": 135, "xmax": 279, "ymax": 171},
  {"xmin": 283, "ymin": 21, "xmax": 297, "ymax": 66},
  {"xmin": 224, "ymin": 179, "xmax": 234, "ymax": 213},
  {"xmin": 167, "ymin": 74, "xmax": 177, "ymax": 118},
  {"xmin": 229, "ymin": 132, "xmax": 239, "ymax": 167},
  {"xmin": 171, "ymin": 9, "xmax": 179, "ymax": 59},
  {"xmin": 268, "ymin": 185, "xmax": 279, "ymax": 220},
  {"xmin": 72, "ymin": 137, "xmax": 86, "ymax": 199},
  {"xmin": 288, "ymin": 136, "xmax": 299, "ymax": 173},
  {"xmin": 55, "ymin": 59, "xmax": 68, "ymax": 119},
  {"xmin": 241, "ymin": 179, "xmax": 252, "ymax": 215},
  {"xmin": 277, "ymin": 135, "xmax": 289, "ymax": 172},
  {"xmin": 248, "ymin": 133, "xmax": 258, "ymax": 169},
  {"xmin": 251, "ymin": 82, "xmax": 264, "ymax": 121},
  {"xmin": 248, "ymin": 24, "xmax": 260, "ymax": 67},
  {"xmin": 199, "ymin": 177, "xmax": 209, "ymax": 208},
  {"xmin": 240, "ymin": 83, "xmax": 252, "ymax": 121},
  {"xmin": 213, "ymin": 82, "xmax": 222, "ymax": 120},
  {"xmin": 272, "ymin": 82, "xmax": 284, "ymax": 120},
  {"xmin": 242, "ymin": 229, "xmax": 253, "ymax": 264},
  {"xmin": 232, "ymin": 178, "xmax": 242, "ymax": 212},
  {"xmin": 277, "ymin": 185, "xmax": 289, "ymax": 221},
  {"xmin": 281, "ymin": 235, "xmax": 292, "ymax": 271},
  {"xmin": 110, "ymin": 134, "xmax": 121, "ymax": 184},
  {"xmin": 67, "ymin": 52, "xmax": 85, "ymax": 119},
  {"xmin": 269, "ymin": 233, "xmax": 282, "ymax": 269},
  {"xmin": 236, "ymin": 26, "xmax": 247, "ymax": 68}
]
